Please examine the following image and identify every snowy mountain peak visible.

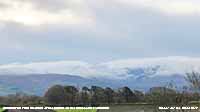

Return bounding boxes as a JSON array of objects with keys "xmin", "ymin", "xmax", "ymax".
[{"xmin": 0, "ymin": 56, "xmax": 199, "ymax": 79}]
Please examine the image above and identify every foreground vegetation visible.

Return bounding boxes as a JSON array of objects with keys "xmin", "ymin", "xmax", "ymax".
[{"xmin": 0, "ymin": 108, "xmax": 4, "ymax": 112}]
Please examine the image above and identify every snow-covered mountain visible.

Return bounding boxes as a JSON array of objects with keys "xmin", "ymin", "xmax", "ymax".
[
  {"xmin": 0, "ymin": 56, "xmax": 199, "ymax": 95},
  {"xmin": 0, "ymin": 56, "xmax": 199, "ymax": 78}
]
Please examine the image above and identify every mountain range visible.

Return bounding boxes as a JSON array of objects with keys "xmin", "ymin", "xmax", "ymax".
[{"xmin": 0, "ymin": 56, "xmax": 198, "ymax": 96}]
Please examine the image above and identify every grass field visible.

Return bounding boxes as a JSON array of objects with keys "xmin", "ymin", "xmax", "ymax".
[
  {"xmin": 0, "ymin": 108, "xmax": 4, "ymax": 112},
  {"xmin": 56, "ymin": 110, "xmax": 96, "ymax": 112}
]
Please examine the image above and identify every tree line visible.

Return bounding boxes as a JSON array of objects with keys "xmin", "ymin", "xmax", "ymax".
[
  {"xmin": 44, "ymin": 85, "xmax": 144, "ymax": 106},
  {"xmin": 43, "ymin": 72, "xmax": 200, "ymax": 106},
  {"xmin": 1, "ymin": 72, "xmax": 200, "ymax": 106}
]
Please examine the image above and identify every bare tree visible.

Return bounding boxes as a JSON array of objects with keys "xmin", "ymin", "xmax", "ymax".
[{"xmin": 185, "ymin": 72, "xmax": 200, "ymax": 93}]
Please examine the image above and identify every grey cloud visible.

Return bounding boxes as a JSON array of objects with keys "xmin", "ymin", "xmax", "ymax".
[
  {"xmin": 1, "ymin": 0, "xmax": 200, "ymax": 64},
  {"xmin": 15, "ymin": 0, "xmax": 85, "ymax": 13},
  {"xmin": 28, "ymin": 0, "xmax": 69, "ymax": 12},
  {"xmin": 0, "ymin": 3, "xmax": 8, "ymax": 9}
]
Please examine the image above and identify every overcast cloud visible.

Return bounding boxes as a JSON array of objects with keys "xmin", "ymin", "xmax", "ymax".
[{"xmin": 1, "ymin": 0, "xmax": 200, "ymax": 64}]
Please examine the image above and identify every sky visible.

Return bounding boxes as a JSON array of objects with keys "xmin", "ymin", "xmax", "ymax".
[{"xmin": 1, "ymin": 0, "xmax": 200, "ymax": 64}]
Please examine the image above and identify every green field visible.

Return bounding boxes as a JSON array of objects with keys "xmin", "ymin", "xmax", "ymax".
[
  {"xmin": 0, "ymin": 108, "xmax": 4, "ymax": 112},
  {"xmin": 56, "ymin": 110, "xmax": 96, "ymax": 112}
]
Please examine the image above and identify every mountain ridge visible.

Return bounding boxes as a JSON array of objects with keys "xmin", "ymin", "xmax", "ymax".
[
  {"xmin": 0, "ymin": 73, "xmax": 187, "ymax": 96},
  {"xmin": 0, "ymin": 56, "xmax": 198, "ymax": 78},
  {"xmin": 0, "ymin": 56, "xmax": 196, "ymax": 95}
]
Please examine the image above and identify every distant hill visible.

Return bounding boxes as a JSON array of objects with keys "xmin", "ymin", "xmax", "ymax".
[
  {"xmin": 0, "ymin": 73, "xmax": 187, "ymax": 96},
  {"xmin": 0, "ymin": 56, "xmax": 195, "ymax": 95}
]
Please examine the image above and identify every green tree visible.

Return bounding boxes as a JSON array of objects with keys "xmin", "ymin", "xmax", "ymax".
[
  {"xmin": 104, "ymin": 87, "xmax": 115, "ymax": 104},
  {"xmin": 64, "ymin": 86, "xmax": 78, "ymax": 106},
  {"xmin": 134, "ymin": 90, "xmax": 144, "ymax": 102},
  {"xmin": 44, "ymin": 85, "xmax": 65, "ymax": 106},
  {"xmin": 90, "ymin": 86, "xmax": 105, "ymax": 105},
  {"xmin": 146, "ymin": 87, "xmax": 177, "ymax": 105},
  {"xmin": 118, "ymin": 87, "xmax": 136, "ymax": 103},
  {"xmin": 81, "ymin": 86, "xmax": 90, "ymax": 106}
]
